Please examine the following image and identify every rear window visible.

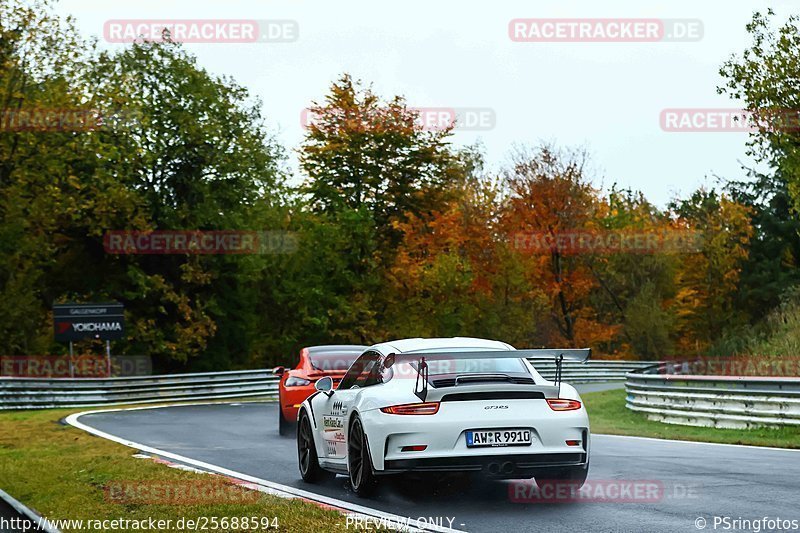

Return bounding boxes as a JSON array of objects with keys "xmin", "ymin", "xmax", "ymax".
[
  {"xmin": 309, "ymin": 351, "xmax": 361, "ymax": 371},
  {"xmin": 424, "ymin": 357, "xmax": 528, "ymax": 376}
]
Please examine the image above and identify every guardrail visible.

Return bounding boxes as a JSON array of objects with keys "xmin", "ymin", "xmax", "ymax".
[
  {"xmin": 625, "ymin": 366, "xmax": 800, "ymax": 429},
  {"xmin": 0, "ymin": 359, "xmax": 656, "ymax": 410},
  {"xmin": 531, "ymin": 359, "xmax": 657, "ymax": 383},
  {"xmin": 0, "ymin": 370, "xmax": 280, "ymax": 410}
]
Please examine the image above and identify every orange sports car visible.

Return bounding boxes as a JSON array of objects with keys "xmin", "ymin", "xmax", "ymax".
[{"xmin": 273, "ymin": 344, "xmax": 367, "ymax": 435}]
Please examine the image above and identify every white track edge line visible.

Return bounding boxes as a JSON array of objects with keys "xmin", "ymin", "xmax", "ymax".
[{"xmin": 64, "ymin": 405, "xmax": 466, "ymax": 533}]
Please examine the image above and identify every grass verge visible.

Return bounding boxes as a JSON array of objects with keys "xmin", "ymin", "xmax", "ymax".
[
  {"xmin": 582, "ymin": 388, "xmax": 800, "ymax": 449},
  {"xmin": 0, "ymin": 405, "xmax": 346, "ymax": 532}
]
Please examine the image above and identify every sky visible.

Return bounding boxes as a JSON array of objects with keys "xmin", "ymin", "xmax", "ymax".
[{"xmin": 55, "ymin": 0, "xmax": 798, "ymax": 207}]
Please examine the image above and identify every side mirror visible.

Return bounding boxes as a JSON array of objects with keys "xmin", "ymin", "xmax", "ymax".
[
  {"xmin": 384, "ymin": 353, "xmax": 395, "ymax": 369},
  {"xmin": 315, "ymin": 376, "xmax": 334, "ymax": 396},
  {"xmin": 272, "ymin": 366, "xmax": 285, "ymax": 376}
]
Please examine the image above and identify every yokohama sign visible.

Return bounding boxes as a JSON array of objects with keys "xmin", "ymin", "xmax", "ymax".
[{"xmin": 53, "ymin": 302, "xmax": 125, "ymax": 342}]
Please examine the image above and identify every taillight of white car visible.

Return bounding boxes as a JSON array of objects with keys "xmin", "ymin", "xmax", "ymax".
[
  {"xmin": 546, "ymin": 399, "xmax": 582, "ymax": 411},
  {"xmin": 380, "ymin": 402, "xmax": 440, "ymax": 415}
]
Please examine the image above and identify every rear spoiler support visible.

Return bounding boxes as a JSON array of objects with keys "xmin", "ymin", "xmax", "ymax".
[
  {"xmin": 414, "ymin": 357, "xmax": 429, "ymax": 402},
  {"xmin": 555, "ymin": 353, "xmax": 564, "ymax": 398}
]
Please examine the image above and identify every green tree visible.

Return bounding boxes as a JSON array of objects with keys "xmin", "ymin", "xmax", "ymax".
[
  {"xmin": 86, "ymin": 39, "xmax": 286, "ymax": 369},
  {"xmin": 591, "ymin": 187, "xmax": 678, "ymax": 358},
  {"xmin": 719, "ymin": 10, "xmax": 800, "ymax": 214},
  {"xmin": 294, "ymin": 74, "xmax": 464, "ymax": 345},
  {"xmin": 670, "ymin": 190, "xmax": 753, "ymax": 351},
  {"xmin": 0, "ymin": 0, "xmax": 112, "ymax": 354},
  {"xmin": 0, "ymin": 1, "xmax": 287, "ymax": 369},
  {"xmin": 725, "ymin": 170, "xmax": 800, "ymax": 321}
]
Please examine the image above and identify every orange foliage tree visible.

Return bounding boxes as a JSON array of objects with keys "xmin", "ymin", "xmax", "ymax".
[{"xmin": 500, "ymin": 145, "xmax": 620, "ymax": 348}]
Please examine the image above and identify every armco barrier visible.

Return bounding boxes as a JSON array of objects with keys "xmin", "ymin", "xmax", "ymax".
[
  {"xmin": 625, "ymin": 366, "xmax": 800, "ymax": 429},
  {"xmin": 530, "ymin": 359, "xmax": 657, "ymax": 383},
  {"xmin": 0, "ymin": 370, "xmax": 280, "ymax": 410},
  {"xmin": 0, "ymin": 360, "xmax": 655, "ymax": 410}
]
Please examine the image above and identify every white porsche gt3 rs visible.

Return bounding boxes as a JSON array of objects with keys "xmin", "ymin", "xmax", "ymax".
[{"xmin": 296, "ymin": 337, "xmax": 591, "ymax": 496}]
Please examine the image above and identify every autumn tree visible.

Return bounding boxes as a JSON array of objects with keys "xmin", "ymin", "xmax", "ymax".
[
  {"xmin": 501, "ymin": 144, "xmax": 618, "ymax": 347},
  {"xmin": 670, "ymin": 190, "xmax": 753, "ymax": 351},
  {"xmin": 300, "ymin": 74, "xmax": 460, "ymax": 251},
  {"xmin": 589, "ymin": 187, "xmax": 679, "ymax": 358},
  {"xmin": 383, "ymin": 147, "xmax": 548, "ymax": 343}
]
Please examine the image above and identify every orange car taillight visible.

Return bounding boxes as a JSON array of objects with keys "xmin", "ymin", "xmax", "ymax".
[
  {"xmin": 380, "ymin": 402, "xmax": 440, "ymax": 415},
  {"xmin": 547, "ymin": 399, "xmax": 582, "ymax": 411},
  {"xmin": 284, "ymin": 376, "xmax": 312, "ymax": 387}
]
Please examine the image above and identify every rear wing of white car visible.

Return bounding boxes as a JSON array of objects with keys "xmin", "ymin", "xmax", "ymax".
[
  {"xmin": 391, "ymin": 348, "xmax": 591, "ymax": 363},
  {"xmin": 386, "ymin": 348, "xmax": 591, "ymax": 401}
]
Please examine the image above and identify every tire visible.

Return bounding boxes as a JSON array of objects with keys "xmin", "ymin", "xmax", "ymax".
[
  {"xmin": 347, "ymin": 416, "xmax": 377, "ymax": 496},
  {"xmin": 278, "ymin": 406, "xmax": 291, "ymax": 436},
  {"xmin": 297, "ymin": 411, "xmax": 328, "ymax": 483}
]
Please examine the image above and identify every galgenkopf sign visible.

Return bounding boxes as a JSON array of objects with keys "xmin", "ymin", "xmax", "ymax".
[{"xmin": 53, "ymin": 302, "xmax": 125, "ymax": 342}]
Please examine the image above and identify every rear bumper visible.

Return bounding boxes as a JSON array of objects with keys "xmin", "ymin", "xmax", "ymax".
[
  {"xmin": 361, "ymin": 398, "xmax": 590, "ymax": 473},
  {"xmin": 383, "ymin": 452, "xmax": 587, "ymax": 477}
]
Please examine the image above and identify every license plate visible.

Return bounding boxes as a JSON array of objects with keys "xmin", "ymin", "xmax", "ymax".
[{"xmin": 466, "ymin": 429, "xmax": 532, "ymax": 448}]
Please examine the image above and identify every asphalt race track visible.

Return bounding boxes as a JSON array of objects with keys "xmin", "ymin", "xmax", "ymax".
[
  {"xmin": 76, "ymin": 397, "xmax": 800, "ymax": 533},
  {"xmin": 0, "ymin": 499, "xmax": 30, "ymax": 533}
]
